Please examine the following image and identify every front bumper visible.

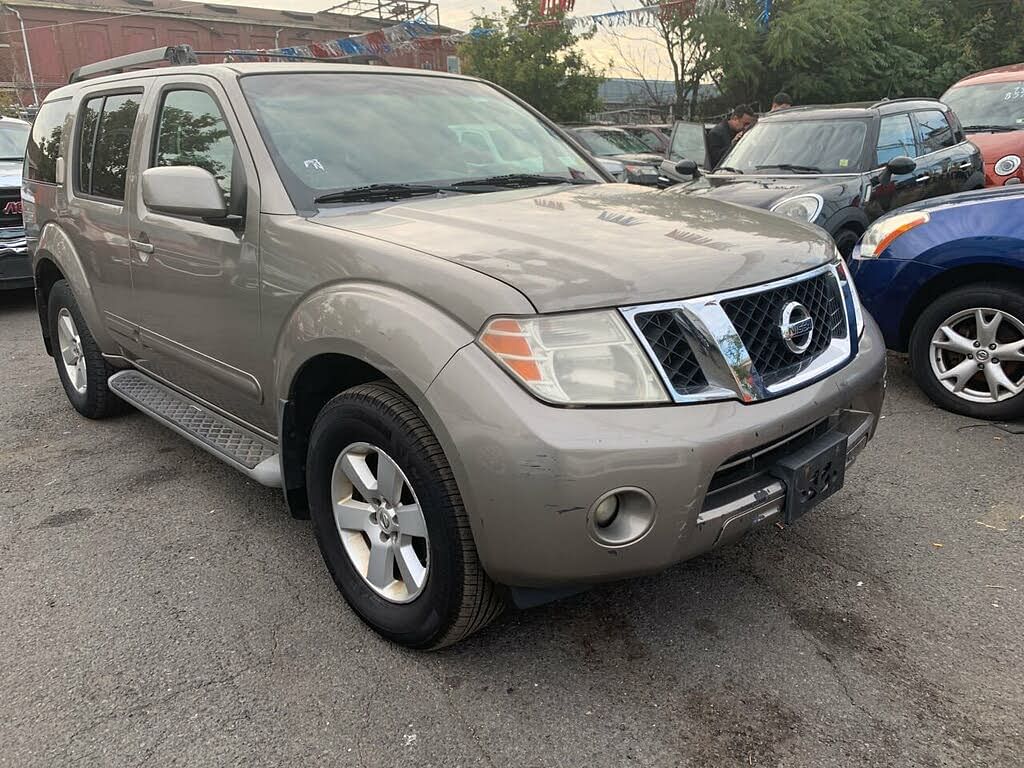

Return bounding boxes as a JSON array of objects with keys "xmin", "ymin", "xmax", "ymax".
[
  {"xmin": 425, "ymin": 315, "xmax": 887, "ymax": 587},
  {"xmin": 0, "ymin": 239, "xmax": 31, "ymax": 289}
]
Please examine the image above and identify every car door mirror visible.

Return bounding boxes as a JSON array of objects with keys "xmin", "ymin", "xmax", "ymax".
[
  {"xmin": 142, "ymin": 166, "xmax": 229, "ymax": 219},
  {"xmin": 675, "ymin": 160, "xmax": 700, "ymax": 178},
  {"xmin": 886, "ymin": 156, "xmax": 917, "ymax": 176}
]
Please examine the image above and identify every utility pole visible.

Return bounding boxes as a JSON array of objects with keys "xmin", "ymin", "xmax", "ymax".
[{"xmin": 2, "ymin": 5, "xmax": 38, "ymax": 106}]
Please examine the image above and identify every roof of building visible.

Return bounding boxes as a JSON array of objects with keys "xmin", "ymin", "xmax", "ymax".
[
  {"xmin": 597, "ymin": 78, "xmax": 718, "ymax": 106},
  {"xmin": 3, "ymin": 0, "xmax": 396, "ymax": 35}
]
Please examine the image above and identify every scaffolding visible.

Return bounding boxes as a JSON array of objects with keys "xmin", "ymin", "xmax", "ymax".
[{"xmin": 321, "ymin": 0, "xmax": 440, "ymax": 26}]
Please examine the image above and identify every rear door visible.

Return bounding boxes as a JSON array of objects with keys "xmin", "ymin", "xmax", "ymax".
[
  {"xmin": 128, "ymin": 76, "xmax": 267, "ymax": 431},
  {"xmin": 911, "ymin": 108, "xmax": 959, "ymax": 197},
  {"xmin": 67, "ymin": 84, "xmax": 146, "ymax": 349}
]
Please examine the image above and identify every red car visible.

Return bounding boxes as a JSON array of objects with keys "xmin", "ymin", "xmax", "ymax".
[{"xmin": 942, "ymin": 63, "xmax": 1024, "ymax": 187}]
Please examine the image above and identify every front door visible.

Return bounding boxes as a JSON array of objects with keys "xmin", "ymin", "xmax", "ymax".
[
  {"xmin": 911, "ymin": 108, "xmax": 959, "ymax": 198},
  {"xmin": 128, "ymin": 77, "xmax": 268, "ymax": 432},
  {"xmin": 866, "ymin": 112, "xmax": 923, "ymax": 219}
]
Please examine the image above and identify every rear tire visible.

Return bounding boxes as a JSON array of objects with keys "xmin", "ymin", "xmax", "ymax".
[
  {"xmin": 47, "ymin": 280, "xmax": 125, "ymax": 419},
  {"xmin": 306, "ymin": 382, "xmax": 503, "ymax": 649},
  {"xmin": 909, "ymin": 283, "xmax": 1024, "ymax": 420}
]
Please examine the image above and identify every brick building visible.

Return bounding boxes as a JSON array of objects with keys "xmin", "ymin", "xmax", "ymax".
[{"xmin": 0, "ymin": 0, "xmax": 457, "ymax": 106}]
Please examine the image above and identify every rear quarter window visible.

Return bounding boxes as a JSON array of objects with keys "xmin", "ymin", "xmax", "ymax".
[{"xmin": 26, "ymin": 98, "xmax": 72, "ymax": 185}]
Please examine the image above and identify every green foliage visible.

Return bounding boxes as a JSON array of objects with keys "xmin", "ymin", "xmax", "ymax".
[
  {"xmin": 691, "ymin": 0, "xmax": 1024, "ymax": 111},
  {"xmin": 458, "ymin": 0, "xmax": 603, "ymax": 122}
]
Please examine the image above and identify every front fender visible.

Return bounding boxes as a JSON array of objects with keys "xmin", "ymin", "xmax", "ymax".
[
  {"xmin": 35, "ymin": 222, "xmax": 116, "ymax": 351},
  {"xmin": 274, "ymin": 281, "xmax": 477, "ymax": 408},
  {"xmin": 822, "ymin": 205, "xmax": 870, "ymax": 236}
]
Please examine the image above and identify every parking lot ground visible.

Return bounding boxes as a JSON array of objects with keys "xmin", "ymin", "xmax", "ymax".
[{"xmin": 1, "ymin": 287, "xmax": 1022, "ymax": 767}]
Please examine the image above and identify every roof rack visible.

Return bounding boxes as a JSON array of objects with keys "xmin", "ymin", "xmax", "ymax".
[
  {"xmin": 69, "ymin": 45, "xmax": 199, "ymax": 84},
  {"xmin": 868, "ymin": 96, "xmax": 936, "ymax": 109}
]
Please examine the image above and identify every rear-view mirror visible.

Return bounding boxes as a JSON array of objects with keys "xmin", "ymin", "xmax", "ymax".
[
  {"xmin": 142, "ymin": 166, "xmax": 229, "ymax": 220},
  {"xmin": 675, "ymin": 160, "xmax": 700, "ymax": 178},
  {"xmin": 886, "ymin": 156, "xmax": 917, "ymax": 176}
]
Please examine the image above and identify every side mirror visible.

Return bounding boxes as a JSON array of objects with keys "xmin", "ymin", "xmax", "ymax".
[
  {"xmin": 142, "ymin": 166, "xmax": 228, "ymax": 219},
  {"xmin": 675, "ymin": 159, "xmax": 700, "ymax": 178},
  {"xmin": 886, "ymin": 156, "xmax": 917, "ymax": 176}
]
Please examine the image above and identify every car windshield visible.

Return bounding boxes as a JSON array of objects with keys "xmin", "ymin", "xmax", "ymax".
[
  {"xmin": 574, "ymin": 128, "xmax": 652, "ymax": 156},
  {"xmin": 721, "ymin": 118, "xmax": 869, "ymax": 174},
  {"xmin": 942, "ymin": 82, "xmax": 1024, "ymax": 130},
  {"xmin": 0, "ymin": 122, "xmax": 30, "ymax": 160},
  {"xmin": 240, "ymin": 73, "xmax": 601, "ymax": 207},
  {"xmin": 667, "ymin": 122, "xmax": 707, "ymax": 165}
]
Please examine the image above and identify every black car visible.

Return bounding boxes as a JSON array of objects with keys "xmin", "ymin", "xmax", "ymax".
[
  {"xmin": 668, "ymin": 99, "xmax": 985, "ymax": 256},
  {"xmin": 566, "ymin": 126, "xmax": 665, "ymax": 186}
]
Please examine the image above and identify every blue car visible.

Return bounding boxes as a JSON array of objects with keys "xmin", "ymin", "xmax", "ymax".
[{"xmin": 850, "ymin": 187, "xmax": 1024, "ymax": 419}]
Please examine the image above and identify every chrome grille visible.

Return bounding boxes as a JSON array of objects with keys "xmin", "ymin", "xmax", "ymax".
[
  {"xmin": 633, "ymin": 311, "xmax": 707, "ymax": 393},
  {"xmin": 622, "ymin": 263, "xmax": 853, "ymax": 404},
  {"xmin": 722, "ymin": 273, "xmax": 846, "ymax": 386}
]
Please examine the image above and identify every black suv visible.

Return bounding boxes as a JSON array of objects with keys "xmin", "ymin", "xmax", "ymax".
[{"xmin": 669, "ymin": 99, "xmax": 985, "ymax": 256}]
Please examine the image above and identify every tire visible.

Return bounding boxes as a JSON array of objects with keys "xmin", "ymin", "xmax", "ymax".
[
  {"xmin": 909, "ymin": 283, "xmax": 1024, "ymax": 420},
  {"xmin": 833, "ymin": 227, "xmax": 860, "ymax": 260},
  {"xmin": 306, "ymin": 381, "xmax": 504, "ymax": 649},
  {"xmin": 47, "ymin": 280, "xmax": 125, "ymax": 419}
]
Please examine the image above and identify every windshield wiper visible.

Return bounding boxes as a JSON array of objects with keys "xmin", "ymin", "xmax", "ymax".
[
  {"xmin": 713, "ymin": 166, "xmax": 744, "ymax": 174},
  {"xmin": 450, "ymin": 173, "xmax": 597, "ymax": 189},
  {"xmin": 755, "ymin": 163, "xmax": 824, "ymax": 174},
  {"xmin": 962, "ymin": 124, "xmax": 1019, "ymax": 133},
  {"xmin": 314, "ymin": 183, "xmax": 453, "ymax": 204}
]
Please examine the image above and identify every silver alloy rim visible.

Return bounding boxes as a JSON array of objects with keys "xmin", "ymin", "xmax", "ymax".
[
  {"xmin": 56, "ymin": 308, "xmax": 88, "ymax": 395},
  {"xmin": 930, "ymin": 307, "xmax": 1024, "ymax": 404},
  {"xmin": 331, "ymin": 442, "xmax": 430, "ymax": 603}
]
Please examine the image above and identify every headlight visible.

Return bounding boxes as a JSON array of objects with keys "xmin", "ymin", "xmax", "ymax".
[
  {"xmin": 834, "ymin": 254, "xmax": 865, "ymax": 338},
  {"xmin": 478, "ymin": 312, "xmax": 669, "ymax": 405},
  {"xmin": 856, "ymin": 211, "xmax": 930, "ymax": 259},
  {"xmin": 994, "ymin": 155, "xmax": 1021, "ymax": 176},
  {"xmin": 770, "ymin": 194, "xmax": 824, "ymax": 222}
]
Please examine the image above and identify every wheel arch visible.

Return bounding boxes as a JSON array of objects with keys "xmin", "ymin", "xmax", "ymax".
[
  {"xmin": 273, "ymin": 282, "xmax": 476, "ymax": 519},
  {"xmin": 898, "ymin": 263, "xmax": 1024, "ymax": 351},
  {"xmin": 34, "ymin": 255, "xmax": 65, "ymax": 356}
]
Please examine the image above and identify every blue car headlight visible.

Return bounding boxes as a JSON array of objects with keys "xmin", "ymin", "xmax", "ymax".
[{"xmin": 856, "ymin": 211, "xmax": 930, "ymax": 259}]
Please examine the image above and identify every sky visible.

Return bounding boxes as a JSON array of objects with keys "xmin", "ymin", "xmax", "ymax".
[{"xmin": 188, "ymin": 0, "xmax": 672, "ymax": 79}]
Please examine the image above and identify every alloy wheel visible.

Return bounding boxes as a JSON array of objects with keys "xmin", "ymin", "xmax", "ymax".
[
  {"xmin": 56, "ymin": 308, "xmax": 88, "ymax": 395},
  {"xmin": 331, "ymin": 442, "xmax": 430, "ymax": 603},
  {"xmin": 930, "ymin": 307, "xmax": 1024, "ymax": 404}
]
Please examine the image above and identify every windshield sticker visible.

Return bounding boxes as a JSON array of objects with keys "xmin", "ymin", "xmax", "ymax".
[
  {"xmin": 1004, "ymin": 86, "xmax": 1024, "ymax": 101},
  {"xmin": 839, "ymin": 159, "xmax": 850, "ymax": 167},
  {"xmin": 304, "ymin": 159, "xmax": 326, "ymax": 172}
]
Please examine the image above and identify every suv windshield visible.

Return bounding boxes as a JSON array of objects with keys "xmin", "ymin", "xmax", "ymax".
[
  {"xmin": 0, "ymin": 121, "xmax": 30, "ymax": 161},
  {"xmin": 241, "ymin": 73, "xmax": 601, "ymax": 207},
  {"xmin": 574, "ymin": 128, "xmax": 652, "ymax": 156},
  {"xmin": 667, "ymin": 122, "xmax": 707, "ymax": 166},
  {"xmin": 943, "ymin": 82, "xmax": 1024, "ymax": 131},
  {"xmin": 720, "ymin": 118, "xmax": 869, "ymax": 174}
]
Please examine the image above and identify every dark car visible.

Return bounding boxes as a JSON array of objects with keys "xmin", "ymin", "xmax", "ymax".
[
  {"xmin": 566, "ymin": 126, "xmax": 664, "ymax": 185},
  {"xmin": 0, "ymin": 116, "xmax": 30, "ymax": 290},
  {"xmin": 621, "ymin": 124, "xmax": 672, "ymax": 154},
  {"xmin": 850, "ymin": 186, "xmax": 1024, "ymax": 419},
  {"xmin": 669, "ymin": 99, "xmax": 985, "ymax": 256}
]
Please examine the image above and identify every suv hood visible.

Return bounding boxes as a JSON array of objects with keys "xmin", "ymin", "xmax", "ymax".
[
  {"xmin": 673, "ymin": 173, "xmax": 859, "ymax": 210},
  {"xmin": 310, "ymin": 184, "xmax": 836, "ymax": 313}
]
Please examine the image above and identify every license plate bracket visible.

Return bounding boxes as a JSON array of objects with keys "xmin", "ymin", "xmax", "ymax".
[{"xmin": 771, "ymin": 431, "xmax": 848, "ymax": 523}]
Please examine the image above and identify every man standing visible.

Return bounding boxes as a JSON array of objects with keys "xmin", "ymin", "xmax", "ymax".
[
  {"xmin": 707, "ymin": 105, "xmax": 756, "ymax": 170},
  {"xmin": 771, "ymin": 92, "xmax": 793, "ymax": 111}
]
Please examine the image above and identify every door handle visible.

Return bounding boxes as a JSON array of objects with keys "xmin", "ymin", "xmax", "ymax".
[
  {"xmin": 129, "ymin": 237, "xmax": 154, "ymax": 262},
  {"xmin": 915, "ymin": 173, "xmax": 931, "ymax": 183},
  {"xmin": 954, "ymin": 162, "xmax": 973, "ymax": 170}
]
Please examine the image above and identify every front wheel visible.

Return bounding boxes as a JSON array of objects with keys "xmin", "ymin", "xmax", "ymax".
[
  {"xmin": 306, "ymin": 382, "xmax": 503, "ymax": 649},
  {"xmin": 909, "ymin": 284, "xmax": 1024, "ymax": 419}
]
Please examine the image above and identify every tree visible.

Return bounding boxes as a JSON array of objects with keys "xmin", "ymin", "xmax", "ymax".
[{"xmin": 458, "ymin": 0, "xmax": 603, "ymax": 123}]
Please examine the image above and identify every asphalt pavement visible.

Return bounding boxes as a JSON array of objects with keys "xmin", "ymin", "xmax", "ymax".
[{"xmin": 1, "ymin": 287, "xmax": 1021, "ymax": 767}]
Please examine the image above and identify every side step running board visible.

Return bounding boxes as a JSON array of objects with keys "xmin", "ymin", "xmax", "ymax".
[{"xmin": 108, "ymin": 370, "xmax": 282, "ymax": 488}]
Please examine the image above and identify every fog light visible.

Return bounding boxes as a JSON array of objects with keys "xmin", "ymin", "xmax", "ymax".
[
  {"xmin": 1004, "ymin": 177, "xmax": 1021, "ymax": 186},
  {"xmin": 593, "ymin": 495, "xmax": 620, "ymax": 528}
]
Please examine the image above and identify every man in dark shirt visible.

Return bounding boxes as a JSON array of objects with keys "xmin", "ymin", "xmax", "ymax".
[
  {"xmin": 707, "ymin": 105, "xmax": 756, "ymax": 169},
  {"xmin": 771, "ymin": 92, "xmax": 793, "ymax": 111}
]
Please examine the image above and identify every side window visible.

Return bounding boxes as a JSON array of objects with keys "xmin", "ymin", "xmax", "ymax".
[
  {"xmin": 154, "ymin": 89, "xmax": 235, "ymax": 201},
  {"xmin": 26, "ymin": 99, "xmax": 72, "ymax": 184},
  {"xmin": 914, "ymin": 109, "xmax": 955, "ymax": 154},
  {"xmin": 76, "ymin": 93, "xmax": 142, "ymax": 201},
  {"xmin": 876, "ymin": 113, "xmax": 918, "ymax": 165},
  {"xmin": 946, "ymin": 109, "xmax": 965, "ymax": 143}
]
